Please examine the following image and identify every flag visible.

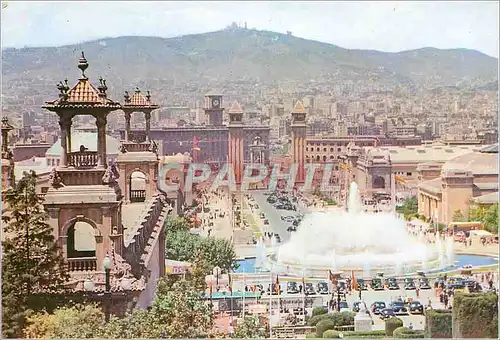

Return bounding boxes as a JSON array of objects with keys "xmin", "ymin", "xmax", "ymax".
[
  {"xmin": 351, "ymin": 270, "xmax": 359, "ymax": 291},
  {"xmin": 193, "ymin": 136, "xmax": 201, "ymax": 151},
  {"xmin": 328, "ymin": 270, "xmax": 337, "ymax": 285},
  {"xmin": 275, "ymin": 275, "xmax": 280, "ymax": 294},
  {"xmin": 395, "ymin": 175, "xmax": 406, "ymax": 183}
]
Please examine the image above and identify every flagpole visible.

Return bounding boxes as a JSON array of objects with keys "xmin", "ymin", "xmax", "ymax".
[
  {"xmin": 302, "ymin": 268, "xmax": 306, "ymax": 325},
  {"xmin": 243, "ymin": 273, "xmax": 246, "ymax": 319},
  {"xmin": 269, "ymin": 270, "xmax": 273, "ymax": 338}
]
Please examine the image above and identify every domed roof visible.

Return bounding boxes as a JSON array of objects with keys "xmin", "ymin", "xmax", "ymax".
[
  {"xmin": 45, "ymin": 132, "xmax": 121, "ymax": 156},
  {"xmin": 441, "ymin": 151, "xmax": 498, "ymax": 175}
]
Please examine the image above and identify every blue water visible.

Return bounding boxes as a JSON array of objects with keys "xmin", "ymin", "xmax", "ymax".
[{"xmin": 234, "ymin": 255, "xmax": 498, "ymax": 274}]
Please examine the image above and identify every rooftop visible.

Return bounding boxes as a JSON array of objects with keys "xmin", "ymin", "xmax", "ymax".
[
  {"xmin": 472, "ymin": 192, "xmax": 499, "ymax": 205},
  {"xmin": 442, "ymin": 151, "xmax": 498, "ymax": 175},
  {"xmin": 374, "ymin": 144, "xmax": 484, "ymax": 164},
  {"xmin": 122, "ymin": 200, "xmax": 154, "ymax": 247}
]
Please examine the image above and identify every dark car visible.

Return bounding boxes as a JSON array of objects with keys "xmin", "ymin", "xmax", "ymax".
[
  {"xmin": 317, "ymin": 281, "xmax": 329, "ymax": 295},
  {"xmin": 264, "ymin": 219, "xmax": 269, "ymax": 225},
  {"xmin": 281, "ymin": 216, "xmax": 294, "ymax": 222},
  {"xmin": 408, "ymin": 301, "xmax": 424, "ymax": 314},
  {"xmin": 380, "ymin": 308, "xmax": 396, "ymax": 319},
  {"xmin": 389, "ymin": 301, "xmax": 408, "ymax": 315},
  {"xmin": 371, "ymin": 278, "xmax": 384, "ymax": 290},
  {"xmin": 260, "ymin": 213, "xmax": 266, "ymax": 219},
  {"xmin": 386, "ymin": 278, "xmax": 399, "ymax": 290},
  {"xmin": 275, "ymin": 234, "xmax": 281, "ymax": 243},
  {"xmin": 404, "ymin": 278, "xmax": 416, "ymax": 290},
  {"xmin": 287, "ymin": 282, "xmax": 299, "ymax": 294},
  {"xmin": 419, "ymin": 278, "xmax": 431, "ymax": 290},
  {"xmin": 370, "ymin": 301, "xmax": 386, "ymax": 315},
  {"xmin": 304, "ymin": 282, "xmax": 315, "ymax": 295},
  {"xmin": 338, "ymin": 301, "xmax": 349, "ymax": 312},
  {"xmin": 267, "ymin": 196, "xmax": 277, "ymax": 204},
  {"xmin": 287, "ymin": 225, "xmax": 297, "ymax": 232},
  {"xmin": 357, "ymin": 278, "xmax": 368, "ymax": 290}
]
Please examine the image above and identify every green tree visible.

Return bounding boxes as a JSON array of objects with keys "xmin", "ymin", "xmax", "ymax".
[
  {"xmin": 2, "ymin": 171, "xmax": 69, "ymax": 338},
  {"xmin": 402, "ymin": 197, "xmax": 418, "ymax": 220},
  {"xmin": 452, "ymin": 210, "xmax": 466, "ymax": 222},
  {"xmin": 202, "ymin": 237, "xmax": 238, "ymax": 273},
  {"xmin": 483, "ymin": 204, "xmax": 498, "ymax": 233},
  {"xmin": 233, "ymin": 316, "xmax": 267, "ymax": 338},
  {"xmin": 164, "ymin": 216, "xmax": 191, "ymax": 232}
]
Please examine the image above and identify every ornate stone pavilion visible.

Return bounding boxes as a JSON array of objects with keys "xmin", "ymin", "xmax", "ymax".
[
  {"xmin": 1, "ymin": 117, "xmax": 15, "ymax": 191},
  {"xmin": 39, "ymin": 53, "xmax": 170, "ymax": 312}
]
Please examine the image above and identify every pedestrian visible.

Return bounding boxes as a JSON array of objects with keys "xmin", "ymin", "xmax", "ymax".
[
  {"xmin": 408, "ymin": 323, "xmax": 413, "ymax": 331},
  {"xmin": 469, "ymin": 238, "xmax": 472, "ymax": 247},
  {"xmin": 416, "ymin": 287, "xmax": 420, "ymax": 298},
  {"xmin": 444, "ymin": 294, "xmax": 449, "ymax": 309}
]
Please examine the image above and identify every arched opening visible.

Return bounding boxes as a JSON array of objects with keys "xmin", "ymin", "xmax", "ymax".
[
  {"xmin": 67, "ymin": 221, "xmax": 96, "ymax": 258},
  {"xmin": 322, "ymin": 155, "xmax": 327, "ymax": 162},
  {"xmin": 373, "ymin": 176, "xmax": 385, "ymax": 189},
  {"xmin": 316, "ymin": 155, "xmax": 320, "ymax": 162},
  {"xmin": 130, "ymin": 170, "xmax": 146, "ymax": 202}
]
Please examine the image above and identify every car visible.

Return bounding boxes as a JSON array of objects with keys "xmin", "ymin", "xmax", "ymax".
[
  {"xmin": 371, "ymin": 278, "xmax": 384, "ymax": 290},
  {"xmin": 275, "ymin": 234, "xmax": 281, "ymax": 243},
  {"xmin": 316, "ymin": 281, "xmax": 329, "ymax": 295},
  {"xmin": 281, "ymin": 216, "xmax": 295, "ymax": 222},
  {"xmin": 304, "ymin": 283, "xmax": 315, "ymax": 295},
  {"xmin": 419, "ymin": 277, "xmax": 431, "ymax": 290},
  {"xmin": 386, "ymin": 278, "xmax": 400, "ymax": 290},
  {"xmin": 338, "ymin": 301, "xmax": 349, "ymax": 313},
  {"xmin": 287, "ymin": 282, "xmax": 300, "ymax": 294},
  {"xmin": 380, "ymin": 308, "xmax": 396, "ymax": 319},
  {"xmin": 370, "ymin": 301, "xmax": 387, "ymax": 315},
  {"xmin": 287, "ymin": 225, "xmax": 297, "ymax": 232},
  {"xmin": 260, "ymin": 213, "xmax": 266, "ymax": 219},
  {"xmin": 267, "ymin": 196, "xmax": 277, "ymax": 204},
  {"xmin": 389, "ymin": 301, "xmax": 408, "ymax": 315},
  {"xmin": 264, "ymin": 219, "xmax": 269, "ymax": 225},
  {"xmin": 357, "ymin": 278, "xmax": 368, "ymax": 290},
  {"xmin": 292, "ymin": 219, "xmax": 300, "ymax": 226},
  {"xmin": 408, "ymin": 301, "xmax": 424, "ymax": 314},
  {"xmin": 404, "ymin": 278, "xmax": 416, "ymax": 290}
]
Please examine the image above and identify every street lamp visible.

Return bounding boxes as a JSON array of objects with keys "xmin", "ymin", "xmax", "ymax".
[
  {"xmin": 336, "ymin": 284, "xmax": 341, "ymax": 312},
  {"xmin": 103, "ymin": 254, "xmax": 112, "ymax": 323}
]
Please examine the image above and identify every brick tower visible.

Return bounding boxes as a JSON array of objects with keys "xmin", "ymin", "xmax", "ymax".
[
  {"xmin": 291, "ymin": 101, "xmax": 307, "ymax": 183},
  {"xmin": 227, "ymin": 101, "xmax": 244, "ymax": 184}
]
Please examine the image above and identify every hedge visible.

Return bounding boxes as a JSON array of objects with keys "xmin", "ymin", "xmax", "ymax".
[
  {"xmin": 342, "ymin": 330, "xmax": 386, "ymax": 337},
  {"xmin": 452, "ymin": 293, "xmax": 498, "ymax": 338},
  {"xmin": 322, "ymin": 330, "xmax": 340, "ymax": 338},
  {"xmin": 385, "ymin": 316, "xmax": 403, "ymax": 336},
  {"xmin": 316, "ymin": 320, "xmax": 336, "ymax": 337},
  {"xmin": 425, "ymin": 308, "xmax": 452, "ymax": 338},
  {"xmin": 393, "ymin": 326, "xmax": 425, "ymax": 338},
  {"xmin": 312, "ymin": 306, "xmax": 328, "ymax": 317},
  {"xmin": 307, "ymin": 312, "xmax": 355, "ymax": 327},
  {"xmin": 305, "ymin": 332, "xmax": 317, "ymax": 338}
]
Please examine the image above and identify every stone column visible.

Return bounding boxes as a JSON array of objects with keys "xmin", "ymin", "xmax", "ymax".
[
  {"xmin": 67, "ymin": 119, "xmax": 72, "ymax": 156},
  {"xmin": 59, "ymin": 116, "xmax": 70, "ymax": 167},
  {"xmin": 125, "ymin": 111, "xmax": 131, "ymax": 141},
  {"xmin": 145, "ymin": 111, "xmax": 151, "ymax": 142},
  {"xmin": 96, "ymin": 115, "xmax": 107, "ymax": 168}
]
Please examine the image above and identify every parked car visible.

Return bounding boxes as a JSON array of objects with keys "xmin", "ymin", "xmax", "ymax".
[
  {"xmin": 404, "ymin": 278, "xmax": 416, "ymax": 290},
  {"xmin": 338, "ymin": 301, "xmax": 349, "ymax": 313},
  {"xmin": 264, "ymin": 219, "xmax": 269, "ymax": 225},
  {"xmin": 371, "ymin": 278, "xmax": 384, "ymax": 290},
  {"xmin": 316, "ymin": 281, "xmax": 329, "ymax": 295},
  {"xmin": 419, "ymin": 277, "xmax": 431, "ymax": 290},
  {"xmin": 287, "ymin": 225, "xmax": 297, "ymax": 232},
  {"xmin": 287, "ymin": 282, "xmax": 299, "ymax": 294},
  {"xmin": 304, "ymin": 282, "xmax": 315, "ymax": 295},
  {"xmin": 357, "ymin": 278, "xmax": 368, "ymax": 290},
  {"xmin": 408, "ymin": 301, "xmax": 424, "ymax": 314},
  {"xmin": 389, "ymin": 301, "xmax": 409, "ymax": 315},
  {"xmin": 380, "ymin": 308, "xmax": 396, "ymax": 319},
  {"xmin": 370, "ymin": 301, "xmax": 387, "ymax": 315},
  {"xmin": 260, "ymin": 213, "xmax": 265, "ymax": 219},
  {"xmin": 385, "ymin": 278, "xmax": 399, "ymax": 290}
]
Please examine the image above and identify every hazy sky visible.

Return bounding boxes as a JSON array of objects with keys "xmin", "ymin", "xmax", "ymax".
[{"xmin": 1, "ymin": 1, "xmax": 499, "ymax": 57}]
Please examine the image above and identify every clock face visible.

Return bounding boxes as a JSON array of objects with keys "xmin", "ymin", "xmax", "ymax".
[{"xmin": 212, "ymin": 99, "xmax": 220, "ymax": 107}]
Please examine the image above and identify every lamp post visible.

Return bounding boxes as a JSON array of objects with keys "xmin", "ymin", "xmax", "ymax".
[
  {"xmin": 212, "ymin": 266, "xmax": 221, "ymax": 290},
  {"xmin": 103, "ymin": 254, "xmax": 112, "ymax": 323},
  {"xmin": 337, "ymin": 283, "xmax": 341, "ymax": 312}
]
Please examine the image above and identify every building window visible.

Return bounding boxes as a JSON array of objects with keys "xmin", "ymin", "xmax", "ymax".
[
  {"xmin": 323, "ymin": 148, "xmax": 327, "ymax": 152},
  {"xmin": 306, "ymin": 147, "xmax": 309, "ymax": 151},
  {"xmin": 317, "ymin": 148, "xmax": 320, "ymax": 152},
  {"xmin": 337, "ymin": 148, "xmax": 341, "ymax": 152},
  {"xmin": 330, "ymin": 147, "xmax": 334, "ymax": 152}
]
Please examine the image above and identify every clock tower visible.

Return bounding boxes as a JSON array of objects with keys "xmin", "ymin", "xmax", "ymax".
[{"xmin": 204, "ymin": 93, "xmax": 223, "ymax": 125}]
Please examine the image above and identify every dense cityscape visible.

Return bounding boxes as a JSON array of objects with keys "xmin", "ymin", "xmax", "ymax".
[{"xmin": 1, "ymin": 2, "xmax": 499, "ymax": 339}]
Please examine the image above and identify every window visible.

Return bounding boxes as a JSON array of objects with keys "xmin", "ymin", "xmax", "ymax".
[
  {"xmin": 317, "ymin": 147, "xmax": 320, "ymax": 152},
  {"xmin": 306, "ymin": 147, "xmax": 309, "ymax": 151},
  {"xmin": 330, "ymin": 147, "xmax": 334, "ymax": 152},
  {"xmin": 407, "ymin": 172, "xmax": 412, "ymax": 176},
  {"xmin": 337, "ymin": 148, "xmax": 341, "ymax": 152},
  {"xmin": 323, "ymin": 148, "xmax": 327, "ymax": 152}
]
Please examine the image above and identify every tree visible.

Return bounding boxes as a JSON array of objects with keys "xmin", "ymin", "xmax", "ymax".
[
  {"xmin": 2, "ymin": 171, "xmax": 69, "ymax": 338},
  {"xmin": 402, "ymin": 197, "xmax": 418, "ymax": 220},
  {"xmin": 233, "ymin": 316, "xmax": 267, "ymax": 338},
  {"xmin": 452, "ymin": 210, "xmax": 466, "ymax": 222},
  {"xmin": 202, "ymin": 237, "xmax": 238, "ymax": 273},
  {"xmin": 483, "ymin": 204, "xmax": 498, "ymax": 233},
  {"xmin": 164, "ymin": 216, "xmax": 190, "ymax": 233}
]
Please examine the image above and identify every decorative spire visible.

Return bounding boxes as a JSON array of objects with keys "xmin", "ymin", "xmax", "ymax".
[
  {"xmin": 124, "ymin": 91, "xmax": 130, "ymax": 103},
  {"xmin": 78, "ymin": 51, "xmax": 89, "ymax": 78},
  {"xmin": 146, "ymin": 90, "xmax": 151, "ymax": 102},
  {"xmin": 97, "ymin": 77, "xmax": 108, "ymax": 96},
  {"xmin": 135, "ymin": 86, "xmax": 141, "ymax": 94}
]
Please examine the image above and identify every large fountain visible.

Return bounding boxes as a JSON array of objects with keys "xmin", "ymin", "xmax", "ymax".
[{"xmin": 273, "ymin": 182, "xmax": 455, "ymax": 276}]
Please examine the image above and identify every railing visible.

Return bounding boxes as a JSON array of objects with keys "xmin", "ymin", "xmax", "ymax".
[
  {"xmin": 130, "ymin": 189, "xmax": 146, "ymax": 202},
  {"xmin": 67, "ymin": 257, "xmax": 97, "ymax": 272},
  {"xmin": 122, "ymin": 142, "xmax": 150, "ymax": 152},
  {"xmin": 68, "ymin": 151, "xmax": 98, "ymax": 168}
]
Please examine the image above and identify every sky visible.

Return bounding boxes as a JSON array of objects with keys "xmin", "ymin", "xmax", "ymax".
[{"xmin": 1, "ymin": 1, "xmax": 499, "ymax": 58}]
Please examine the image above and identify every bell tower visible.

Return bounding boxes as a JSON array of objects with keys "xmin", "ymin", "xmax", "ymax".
[
  {"xmin": 291, "ymin": 101, "xmax": 307, "ymax": 183},
  {"xmin": 204, "ymin": 92, "xmax": 223, "ymax": 126}
]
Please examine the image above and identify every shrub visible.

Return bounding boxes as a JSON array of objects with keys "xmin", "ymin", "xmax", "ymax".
[
  {"xmin": 305, "ymin": 332, "xmax": 317, "ymax": 338},
  {"xmin": 312, "ymin": 306, "xmax": 328, "ymax": 317},
  {"xmin": 385, "ymin": 316, "xmax": 403, "ymax": 336},
  {"xmin": 308, "ymin": 312, "xmax": 354, "ymax": 328},
  {"xmin": 323, "ymin": 330, "xmax": 340, "ymax": 338},
  {"xmin": 343, "ymin": 330, "xmax": 386, "ymax": 337},
  {"xmin": 316, "ymin": 320, "xmax": 336, "ymax": 337},
  {"xmin": 425, "ymin": 308, "xmax": 452, "ymax": 338},
  {"xmin": 393, "ymin": 326, "xmax": 425, "ymax": 338},
  {"xmin": 308, "ymin": 313, "xmax": 332, "ymax": 326},
  {"xmin": 452, "ymin": 292, "xmax": 498, "ymax": 338}
]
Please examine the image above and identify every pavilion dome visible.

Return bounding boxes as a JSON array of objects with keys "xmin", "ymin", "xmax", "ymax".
[{"xmin": 45, "ymin": 132, "xmax": 121, "ymax": 157}]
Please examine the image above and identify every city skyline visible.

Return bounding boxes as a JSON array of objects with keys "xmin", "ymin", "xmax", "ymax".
[{"xmin": 1, "ymin": 1, "xmax": 499, "ymax": 58}]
